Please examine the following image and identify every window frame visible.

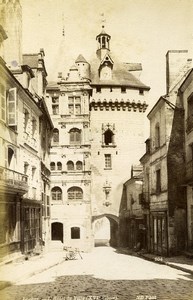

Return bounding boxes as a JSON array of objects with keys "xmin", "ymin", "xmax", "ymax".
[
  {"xmin": 0, "ymin": 82, "xmax": 6, "ymax": 123},
  {"xmin": 8, "ymin": 88, "xmax": 17, "ymax": 127},
  {"xmin": 69, "ymin": 128, "xmax": 81, "ymax": 145},
  {"xmin": 51, "ymin": 186, "xmax": 62, "ymax": 201},
  {"xmin": 67, "ymin": 187, "xmax": 83, "ymax": 201},
  {"xmin": 104, "ymin": 154, "xmax": 112, "ymax": 169}
]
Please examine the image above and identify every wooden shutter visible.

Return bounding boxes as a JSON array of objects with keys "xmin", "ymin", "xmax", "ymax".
[{"xmin": 7, "ymin": 88, "xmax": 17, "ymax": 126}]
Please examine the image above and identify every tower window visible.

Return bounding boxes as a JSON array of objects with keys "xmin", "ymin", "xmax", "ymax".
[
  {"xmin": 51, "ymin": 186, "xmax": 62, "ymax": 201},
  {"xmin": 67, "ymin": 187, "xmax": 83, "ymax": 200},
  {"xmin": 96, "ymin": 87, "xmax": 101, "ymax": 93},
  {"xmin": 104, "ymin": 129, "xmax": 114, "ymax": 145},
  {"xmin": 53, "ymin": 128, "xmax": 59, "ymax": 144},
  {"xmin": 50, "ymin": 162, "xmax": 55, "ymax": 171},
  {"xmin": 76, "ymin": 161, "xmax": 83, "ymax": 171},
  {"xmin": 67, "ymin": 161, "xmax": 74, "ymax": 171},
  {"xmin": 69, "ymin": 128, "xmax": 81, "ymax": 145},
  {"xmin": 68, "ymin": 96, "xmax": 81, "ymax": 115},
  {"xmin": 121, "ymin": 87, "xmax": 126, "ymax": 93},
  {"xmin": 139, "ymin": 89, "xmax": 144, "ymax": 95},
  {"xmin": 57, "ymin": 162, "xmax": 62, "ymax": 170},
  {"xmin": 104, "ymin": 154, "xmax": 112, "ymax": 169}
]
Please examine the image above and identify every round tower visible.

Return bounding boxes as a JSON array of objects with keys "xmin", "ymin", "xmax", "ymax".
[{"xmin": 75, "ymin": 54, "xmax": 90, "ymax": 80}]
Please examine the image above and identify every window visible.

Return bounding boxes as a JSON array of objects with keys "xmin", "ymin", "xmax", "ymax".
[
  {"xmin": 68, "ymin": 96, "xmax": 81, "ymax": 115},
  {"xmin": 53, "ymin": 128, "xmax": 59, "ymax": 144},
  {"xmin": 32, "ymin": 166, "xmax": 36, "ymax": 180},
  {"xmin": 32, "ymin": 117, "xmax": 37, "ymax": 137},
  {"xmin": 51, "ymin": 187, "xmax": 62, "ymax": 201},
  {"xmin": 0, "ymin": 83, "xmax": 6, "ymax": 122},
  {"xmin": 52, "ymin": 96, "xmax": 59, "ymax": 115},
  {"xmin": 187, "ymin": 95, "xmax": 193, "ymax": 132},
  {"xmin": 121, "ymin": 86, "xmax": 126, "ymax": 93},
  {"xmin": 24, "ymin": 162, "xmax": 29, "ymax": 175},
  {"xmin": 67, "ymin": 161, "xmax": 74, "ymax": 171},
  {"xmin": 155, "ymin": 123, "xmax": 160, "ymax": 148},
  {"xmin": 76, "ymin": 161, "xmax": 83, "ymax": 171},
  {"xmin": 139, "ymin": 89, "xmax": 144, "ymax": 95},
  {"xmin": 96, "ymin": 87, "xmax": 101, "ymax": 93},
  {"xmin": 50, "ymin": 162, "xmax": 55, "ymax": 171},
  {"xmin": 8, "ymin": 147, "xmax": 14, "ymax": 169},
  {"xmin": 8, "ymin": 88, "xmax": 17, "ymax": 127},
  {"xmin": 67, "ymin": 187, "xmax": 83, "ymax": 200},
  {"xmin": 105, "ymin": 154, "xmax": 112, "ymax": 169},
  {"xmin": 71, "ymin": 227, "xmax": 80, "ymax": 239},
  {"xmin": 104, "ymin": 129, "xmax": 114, "ymax": 145},
  {"xmin": 24, "ymin": 108, "xmax": 29, "ymax": 132},
  {"xmin": 69, "ymin": 128, "xmax": 81, "ymax": 145},
  {"xmin": 57, "ymin": 162, "xmax": 62, "ymax": 170},
  {"xmin": 156, "ymin": 169, "xmax": 161, "ymax": 194}
]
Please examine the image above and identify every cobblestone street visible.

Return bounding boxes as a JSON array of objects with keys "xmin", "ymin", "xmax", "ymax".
[{"xmin": 1, "ymin": 247, "xmax": 193, "ymax": 300}]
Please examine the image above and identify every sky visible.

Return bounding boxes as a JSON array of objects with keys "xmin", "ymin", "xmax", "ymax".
[{"xmin": 21, "ymin": 0, "xmax": 193, "ymax": 108}]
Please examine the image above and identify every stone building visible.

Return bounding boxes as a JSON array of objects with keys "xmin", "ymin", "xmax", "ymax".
[
  {"xmin": 0, "ymin": 0, "xmax": 53, "ymax": 259},
  {"xmin": 119, "ymin": 165, "xmax": 147, "ymax": 250},
  {"xmin": 179, "ymin": 68, "xmax": 193, "ymax": 251},
  {"xmin": 140, "ymin": 50, "xmax": 192, "ymax": 256},
  {"xmin": 46, "ymin": 26, "xmax": 150, "ymax": 250}
]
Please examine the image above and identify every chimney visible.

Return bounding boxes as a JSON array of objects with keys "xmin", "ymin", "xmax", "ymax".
[{"xmin": 166, "ymin": 50, "xmax": 192, "ymax": 94}]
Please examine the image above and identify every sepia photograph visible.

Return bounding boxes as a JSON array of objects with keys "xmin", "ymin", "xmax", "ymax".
[{"xmin": 0, "ymin": 0, "xmax": 193, "ymax": 299}]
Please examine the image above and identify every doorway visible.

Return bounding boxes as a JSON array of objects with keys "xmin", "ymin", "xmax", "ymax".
[{"xmin": 51, "ymin": 222, "xmax": 63, "ymax": 243}]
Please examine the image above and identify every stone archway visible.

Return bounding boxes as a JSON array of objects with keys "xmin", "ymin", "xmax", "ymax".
[
  {"xmin": 92, "ymin": 214, "xmax": 119, "ymax": 247},
  {"xmin": 51, "ymin": 222, "xmax": 63, "ymax": 243}
]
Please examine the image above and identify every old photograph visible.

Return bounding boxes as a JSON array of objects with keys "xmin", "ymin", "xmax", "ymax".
[{"xmin": 0, "ymin": 0, "xmax": 193, "ymax": 299}]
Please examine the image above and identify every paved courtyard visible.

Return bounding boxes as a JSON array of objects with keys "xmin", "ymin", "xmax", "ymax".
[{"xmin": 1, "ymin": 247, "xmax": 193, "ymax": 300}]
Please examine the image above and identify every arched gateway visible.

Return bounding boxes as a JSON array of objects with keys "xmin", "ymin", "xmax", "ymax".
[{"xmin": 92, "ymin": 214, "xmax": 119, "ymax": 247}]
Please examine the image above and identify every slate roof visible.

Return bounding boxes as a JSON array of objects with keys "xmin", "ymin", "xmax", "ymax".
[
  {"xmin": 90, "ymin": 54, "xmax": 150, "ymax": 89},
  {"xmin": 75, "ymin": 54, "xmax": 88, "ymax": 63}
]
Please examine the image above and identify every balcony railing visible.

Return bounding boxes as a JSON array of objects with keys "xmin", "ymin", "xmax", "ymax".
[
  {"xmin": 186, "ymin": 115, "xmax": 193, "ymax": 132},
  {"xmin": 186, "ymin": 160, "xmax": 193, "ymax": 182},
  {"xmin": 0, "ymin": 166, "xmax": 28, "ymax": 194}
]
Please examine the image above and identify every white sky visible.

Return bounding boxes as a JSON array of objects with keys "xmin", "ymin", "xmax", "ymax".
[{"xmin": 21, "ymin": 0, "xmax": 193, "ymax": 107}]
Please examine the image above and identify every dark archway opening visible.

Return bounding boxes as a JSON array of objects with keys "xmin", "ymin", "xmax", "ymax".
[{"xmin": 51, "ymin": 222, "xmax": 63, "ymax": 243}]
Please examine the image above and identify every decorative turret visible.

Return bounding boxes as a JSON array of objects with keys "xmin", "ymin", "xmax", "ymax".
[
  {"xmin": 96, "ymin": 26, "xmax": 111, "ymax": 60},
  {"xmin": 75, "ymin": 54, "xmax": 90, "ymax": 80}
]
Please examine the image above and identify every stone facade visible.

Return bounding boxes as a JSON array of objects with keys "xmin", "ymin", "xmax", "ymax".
[
  {"xmin": 179, "ymin": 69, "xmax": 193, "ymax": 251},
  {"xmin": 140, "ymin": 51, "xmax": 192, "ymax": 256},
  {"xmin": 46, "ymin": 26, "xmax": 150, "ymax": 250}
]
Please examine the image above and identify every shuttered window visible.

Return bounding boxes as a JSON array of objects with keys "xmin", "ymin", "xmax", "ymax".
[
  {"xmin": 0, "ymin": 83, "xmax": 6, "ymax": 122},
  {"xmin": 8, "ymin": 88, "xmax": 17, "ymax": 126}
]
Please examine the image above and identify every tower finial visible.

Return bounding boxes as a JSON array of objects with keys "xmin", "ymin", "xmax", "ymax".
[
  {"xmin": 100, "ymin": 13, "xmax": 106, "ymax": 29},
  {"xmin": 62, "ymin": 12, "xmax": 65, "ymax": 37}
]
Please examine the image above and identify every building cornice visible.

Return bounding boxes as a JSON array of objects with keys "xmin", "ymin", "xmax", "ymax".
[{"xmin": 90, "ymin": 99, "xmax": 148, "ymax": 112}]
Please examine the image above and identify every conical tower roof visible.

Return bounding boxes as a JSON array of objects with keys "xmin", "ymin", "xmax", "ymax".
[{"xmin": 75, "ymin": 54, "xmax": 88, "ymax": 63}]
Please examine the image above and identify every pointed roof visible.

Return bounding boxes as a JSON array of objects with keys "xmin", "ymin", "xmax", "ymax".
[
  {"xmin": 75, "ymin": 54, "xmax": 88, "ymax": 64},
  {"xmin": 96, "ymin": 26, "xmax": 111, "ymax": 39}
]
